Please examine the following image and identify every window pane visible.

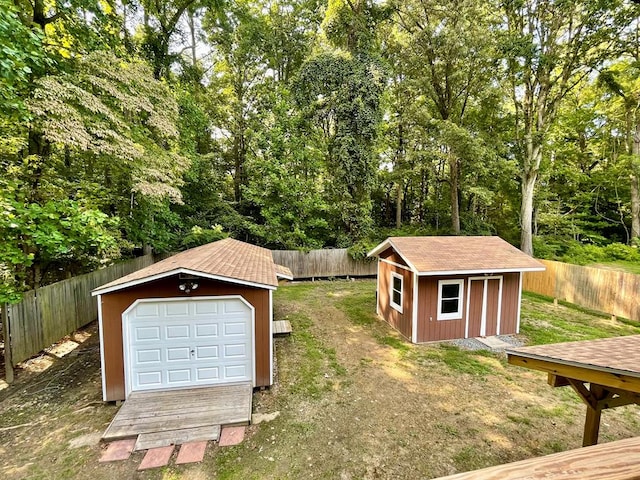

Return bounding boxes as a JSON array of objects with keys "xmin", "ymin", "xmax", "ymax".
[
  {"xmin": 393, "ymin": 290, "xmax": 402, "ymax": 306},
  {"xmin": 393, "ymin": 276, "xmax": 402, "ymax": 292},
  {"xmin": 442, "ymin": 284, "xmax": 460, "ymax": 299},
  {"xmin": 441, "ymin": 299, "xmax": 459, "ymax": 314}
]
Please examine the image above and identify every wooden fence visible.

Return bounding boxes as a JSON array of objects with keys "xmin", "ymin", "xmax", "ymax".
[
  {"xmin": 272, "ymin": 248, "xmax": 377, "ymax": 279},
  {"xmin": 3, "ymin": 255, "xmax": 155, "ymax": 370},
  {"xmin": 523, "ymin": 259, "xmax": 640, "ymax": 321}
]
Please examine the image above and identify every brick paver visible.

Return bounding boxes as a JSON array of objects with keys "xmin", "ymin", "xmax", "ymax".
[
  {"xmin": 99, "ymin": 439, "xmax": 136, "ymax": 462},
  {"xmin": 176, "ymin": 441, "xmax": 208, "ymax": 464},
  {"xmin": 218, "ymin": 426, "xmax": 245, "ymax": 446},
  {"xmin": 138, "ymin": 445, "xmax": 174, "ymax": 470}
]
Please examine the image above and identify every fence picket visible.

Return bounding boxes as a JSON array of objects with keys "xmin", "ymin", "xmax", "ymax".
[
  {"xmin": 6, "ymin": 255, "xmax": 155, "ymax": 366},
  {"xmin": 523, "ymin": 260, "xmax": 640, "ymax": 321}
]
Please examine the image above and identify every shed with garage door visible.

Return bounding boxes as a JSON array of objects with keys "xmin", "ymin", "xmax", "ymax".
[
  {"xmin": 92, "ymin": 238, "xmax": 292, "ymax": 402},
  {"xmin": 367, "ymin": 236, "xmax": 545, "ymax": 343}
]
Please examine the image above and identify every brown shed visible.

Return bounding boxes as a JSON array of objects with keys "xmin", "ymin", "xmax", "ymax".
[
  {"xmin": 367, "ymin": 236, "xmax": 545, "ymax": 343},
  {"xmin": 92, "ymin": 238, "xmax": 292, "ymax": 402}
]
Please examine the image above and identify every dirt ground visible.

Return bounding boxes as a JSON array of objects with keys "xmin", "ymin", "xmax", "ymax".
[{"xmin": 1, "ymin": 279, "xmax": 640, "ymax": 479}]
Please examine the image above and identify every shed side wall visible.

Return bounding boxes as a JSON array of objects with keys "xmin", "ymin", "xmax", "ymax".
[
  {"xmin": 416, "ymin": 275, "xmax": 467, "ymax": 342},
  {"xmin": 499, "ymin": 272, "xmax": 520, "ymax": 334},
  {"xmin": 101, "ymin": 277, "xmax": 270, "ymax": 401},
  {"xmin": 417, "ymin": 272, "xmax": 522, "ymax": 341},
  {"xmin": 377, "ymin": 256, "xmax": 413, "ymax": 340}
]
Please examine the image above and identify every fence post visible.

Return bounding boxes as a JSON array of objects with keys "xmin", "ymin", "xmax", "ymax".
[{"xmin": 1, "ymin": 303, "xmax": 14, "ymax": 384}]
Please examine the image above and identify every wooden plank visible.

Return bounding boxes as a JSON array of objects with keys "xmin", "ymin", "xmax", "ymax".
[
  {"xmin": 103, "ymin": 384, "xmax": 252, "ymax": 441},
  {"xmin": 548, "ymin": 374, "xmax": 569, "ymax": 387},
  {"xmin": 507, "ymin": 355, "xmax": 640, "ymax": 393},
  {"xmin": 134, "ymin": 425, "xmax": 220, "ymax": 451},
  {"xmin": 273, "ymin": 320, "xmax": 292, "ymax": 336},
  {"xmin": 432, "ymin": 436, "xmax": 640, "ymax": 480}
]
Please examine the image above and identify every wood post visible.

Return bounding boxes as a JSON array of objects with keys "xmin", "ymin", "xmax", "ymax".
[
  {"xmin": 583, "ymin": 385, "xmax": 607, "ymax": 447},
  {"xmin": 1, "ymin": 303, "xmax": 14, "ymax": 384}
]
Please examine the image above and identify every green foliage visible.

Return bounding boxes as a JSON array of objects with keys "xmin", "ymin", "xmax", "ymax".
[
  {"xmin": 180, "ymin": 225, "xmax": 228, "ymax": 249},
  {"xmin": 295, "ymin": 50, "xmax": 386, "ymax": 240},
  {"xmin": 0, "ymin": 0, "xmax": 48, "ymax": 118},
  {"xmin": 0, "ymin": 179, "xmax": 120, "ymax": 302},
  {"xmin": 534, "ymin": 236, "xmax": 640, "ymax": 266}
]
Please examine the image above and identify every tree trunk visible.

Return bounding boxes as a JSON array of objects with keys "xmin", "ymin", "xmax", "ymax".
[
  {"xmin": 520, "ymin": 169, "xmax": 537, "ymax": 256},
  {"xmin": 449, "ymin": 153, "xmax": 460, "ymax": 234},
  {"xmin": 631, "ymin": 122, "xmax": 640, "ymax": 242},
  {"xmin": 395, "ymin": 184, "xmax": 402, "ymax": 229},
  {"xmin": 395, "ymin": 121, "xmax": 404, "ymax": 229},
  {"xmin": 187, "ymin": 10, "xmax": 197, "ymax": 66}
]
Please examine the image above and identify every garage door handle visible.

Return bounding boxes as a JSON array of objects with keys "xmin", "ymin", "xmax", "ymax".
[{"xmin": 190, "ymin": 349, "xmax": 195, "ymax": 355}]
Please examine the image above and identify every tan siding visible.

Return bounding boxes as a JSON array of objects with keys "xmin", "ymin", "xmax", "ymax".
[
  {"xmin": 101, "ymin": 276, "xmax": 271, "ymax": 401},
  {"xmin": 499, "ymin": 272, "xmax": 520, "ymax": 334},
  {"xmin": 377, "ymin": 258, "xmax": 413, "ymax": 340}
]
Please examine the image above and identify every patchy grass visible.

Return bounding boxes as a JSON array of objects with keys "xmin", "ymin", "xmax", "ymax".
[
  {"xmin": 2, "ymin": 279, "xmax": 640, "ymax": 480},
  {"xmin": 520, "ymin": 292, "xmax": 640, "ymax": 345},
  {"xmin": 590, "ymin": 260, "xmax": 640, "ymax": 275}
]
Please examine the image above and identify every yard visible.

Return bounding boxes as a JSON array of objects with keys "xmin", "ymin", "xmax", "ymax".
[{"xmin": 2, "ymin": 279, "xmax": 640, "ymax": 479}]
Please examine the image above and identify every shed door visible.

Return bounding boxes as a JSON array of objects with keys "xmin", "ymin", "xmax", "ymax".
[
  {"xmin": 467, "ymin": 277, "xmax": 502, "ymax": 337},
  {"xmin": 124, "ymin": 297, "xmax": 253, "ymax": 395}
]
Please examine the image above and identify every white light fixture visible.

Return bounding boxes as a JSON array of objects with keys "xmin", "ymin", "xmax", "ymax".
[{"xmin": 178, "ymin": 281, "xmax": 199, "ymax": 293}]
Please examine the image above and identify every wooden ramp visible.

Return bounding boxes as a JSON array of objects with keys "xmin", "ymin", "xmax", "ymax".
[
  {"xmin": 273, "ymin": 320, "xmax": 292, "ymax": 336},
  {"xmin": 102, "ymin": 382, "xmax": 252, "ymax": 445}
]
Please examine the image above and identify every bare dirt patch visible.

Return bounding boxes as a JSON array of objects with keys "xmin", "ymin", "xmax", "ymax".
[{"xmin": 1, "ymin": 280, "xmax": 639, "ymax": 479}]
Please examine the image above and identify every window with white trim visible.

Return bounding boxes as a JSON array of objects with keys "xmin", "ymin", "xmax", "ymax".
[
  {"xmin": 390, "ymin": 272, "xmax": 403, "ymax": 312},
  {"xmin": 437, "ymin": 279, "xmax": 464, "ymax": 320}
]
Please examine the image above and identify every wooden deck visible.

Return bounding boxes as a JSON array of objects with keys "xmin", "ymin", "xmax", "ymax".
[
  {"xmin": 433, "ymin": 436, "xmax": 640, "ymax": 479},
  {"xmin": 273, "ymin": 320, "xmax": 292, "ymax": 336},
  {"xmin": 102, "ymin": 382, "xmax": 252, "ymax": 446}
]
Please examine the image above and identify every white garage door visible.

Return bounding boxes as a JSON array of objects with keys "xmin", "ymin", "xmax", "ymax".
[{"xmin": 124, "ymin": 297, "xmax": 253, "ymax": 395}]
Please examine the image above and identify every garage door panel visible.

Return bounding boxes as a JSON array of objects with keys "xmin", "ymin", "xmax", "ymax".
[
  {"xmin": 224, "ymin": 322, "xmax": 247, "ymax": 336},
  {"xmin": 136, "ymin": 304, "xmax": 160, "ymax": 317},
  {"xmin": 224, "ymin": 365, "xmax": 248, "ymax": 379},
  {"xmin": 197, "ymin": 366, "xmax": 219, "ymax": 380},
  {"xmin": 194, "ymin": 302, "xmax": 218, "ymax": 315},
  {"xmin": 137, "ymin": 371, "xmax": 163, "ymax": 387},
  {"xmin": 167, "ymin": 369, "xmax": 191, "ymax": 384},
  {"xmin": 127, "ymin": 297, "xmax": 253, "ymax": 394},
  {"xmin": 196, "ymin": 345, "xmax": 218, "ymax": 359},
  {"xmin": 167, "ymin": 347, "xmax": 191, "ymax": 361},
  {"xmin": 135, "ymin": 326, "xmax": 161, "ymax": 341},
  {"xmin": 166, "ymin": 302, "xmax": 189, "ymax": 316},
  {"xmin": 223, "ymin": 301, "xmax": 246, "ymax": 314},
  {"xmin": 224, "ymin": 343, "xmax": 247, "ymax": 358},
  {"xmin": 195, "ymin": 323, "xmax": 218, "ymax": 337},
  {"xmin": 136, "ymin": 349, "xmax": 161, "ymax": 364},
  {"xmin": 166, "ymin": 324, "xmax": 190, "ymax": 339}
]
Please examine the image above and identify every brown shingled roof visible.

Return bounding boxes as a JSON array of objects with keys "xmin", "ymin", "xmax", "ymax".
[
  {"xmin": 507, "ymin": 335, "xmax": 640, "ymax": 378},
  {"xmin": 368, "ymin": 236, "xmax": 544, "ymax": 274},
  {"xmin": 93, "ymin": 238, "xmax": 279, "ymax": 294}
]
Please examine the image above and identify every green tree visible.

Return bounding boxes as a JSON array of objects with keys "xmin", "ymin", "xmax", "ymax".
[{"xmin": 501, "ymin": 0, "xmax": 637, "ymax": 254}]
